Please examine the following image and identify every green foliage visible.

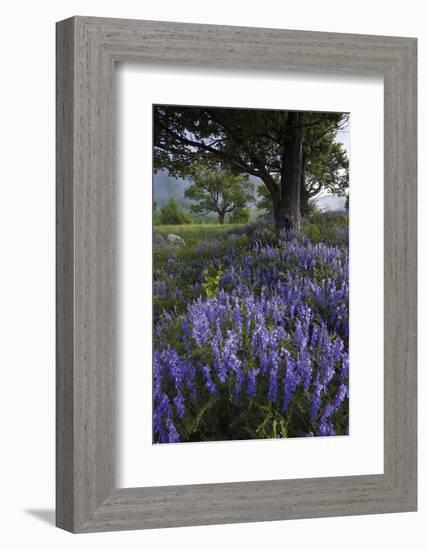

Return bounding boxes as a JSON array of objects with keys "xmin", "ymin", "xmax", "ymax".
[
  {"xmin": 154, "ymin": 105, "xmax": 349, "ymax": 230},
  {"xmin": 303, "ymin": 133, "xmax": 349, "ymax": 198},
  {"xmin": 256, "ymin": 183, "xmax": 274, "ymax": 215},
  {"xmin": 184, "ymin": 162, "xmax": 254, "ymax": 224},
  {"xmin": 202, "ymin": 265, "xmax": 223, "ymax": 297},
  {"xmin": 152, "ymin": 224, "xmax": 247, "ymax": 323},
  {"xmin": 228, "ymin": 207, "xmax": 250, "ymax": 224},
  {"xmin": 302, "ymin": 211, "xmax": 349, "ymax": 246},
  {"xmin": 158, "ymin": 198, "xmax": 192, "ymax": 225},
  {"xmin": 153, "ymin": 223, "xmax": 244, "ymax": 247}
]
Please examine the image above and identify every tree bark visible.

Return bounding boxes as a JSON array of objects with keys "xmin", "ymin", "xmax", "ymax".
[
  {"xmin": 278, "ymin": 111, "xmax": 303, "ymax": 231},
  {"xmin": 218, "ymin": 212, "xmax": 225, "ymax": 224},
  {"xmin": 299, "ymin": 153, "xmax": 311, "ymax": 218},
  {"xmin": 273, "ymin": 201, "xmax": 287, "ymax": 233}
]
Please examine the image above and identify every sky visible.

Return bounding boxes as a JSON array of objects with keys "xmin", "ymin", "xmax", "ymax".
[{"xmin": 336, "ymin": 117, "xmax": 351, "ymax": 155}]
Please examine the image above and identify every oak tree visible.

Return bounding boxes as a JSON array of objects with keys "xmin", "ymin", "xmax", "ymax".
[
  {"xmin": 184, "ymin": 163, "xmax": 253, "ymax": 224},
  {"xmin": 154, "ymin": 105, "xmax": 348, "ymax": 231}
]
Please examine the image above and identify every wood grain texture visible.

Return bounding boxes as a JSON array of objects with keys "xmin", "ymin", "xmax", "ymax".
[
  {"xmin": 56, "ymin": 18, "xmax": 75, "ymax": 531},
  {"xmin": 56, "ymin": 16, "xmax": 417, "ymax": 533}
]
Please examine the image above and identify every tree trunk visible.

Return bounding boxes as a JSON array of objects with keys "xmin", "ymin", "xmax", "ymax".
[
  {"xmin": 261, "ymin": 112, "xmax": 304, "ymax": 233},
  {"xmin": 299, "ymin": 153, "xmax": 311, "ymax": 218},
  {"xmin": 218, "ymin": 212, "xmax": 225, "ymax": 224},
  {"xmin": 273, "ymin": 201, "xmax": 287, "ymax": 233},
  {"xmin": 278, "ymin": 111, "xmax": 303, "ymax": 231}
]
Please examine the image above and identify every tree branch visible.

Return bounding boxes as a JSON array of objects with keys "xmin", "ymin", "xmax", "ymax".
[{"xmin": 156, "ymin": 121, "xmax": 263, "ymax": 178}]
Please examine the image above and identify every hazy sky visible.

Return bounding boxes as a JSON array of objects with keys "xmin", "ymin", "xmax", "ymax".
[{"xmin": 336, "ymin": 117, "xmax": 350, "ymax": 155}]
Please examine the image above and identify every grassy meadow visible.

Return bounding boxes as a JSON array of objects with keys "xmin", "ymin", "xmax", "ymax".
[{"xmin": 154, "ymin": 223, "xmax": 246, "ymax": 246}]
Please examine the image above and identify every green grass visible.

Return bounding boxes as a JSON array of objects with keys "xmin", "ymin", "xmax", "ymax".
[
  {"xmin": 153, "ymin": 223, "xmax": 245, "ymax": 247},
  {"xmin": 302, "ymin": 212, "xmax": 348, "ymax": 245}
]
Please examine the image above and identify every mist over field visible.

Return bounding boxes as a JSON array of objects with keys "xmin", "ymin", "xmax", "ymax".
[{"xmin": 154, "ymin": 170, "xmax": 346, "ymax": 215}]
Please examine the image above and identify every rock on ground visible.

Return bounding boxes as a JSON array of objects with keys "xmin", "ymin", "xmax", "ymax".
[{"xmin": 167, "ymin": 233, "xmax": 186, "ymax": 246}]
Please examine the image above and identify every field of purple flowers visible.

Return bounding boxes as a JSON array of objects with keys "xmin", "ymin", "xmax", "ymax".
[{"xmin": 153, "ymin": 213, "xmax": 349, "ymax": 443}]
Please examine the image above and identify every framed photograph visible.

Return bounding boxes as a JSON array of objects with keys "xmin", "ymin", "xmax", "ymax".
[{"xmin": 56, "ymin": 16, "xmax": 417, "ymax": 532}]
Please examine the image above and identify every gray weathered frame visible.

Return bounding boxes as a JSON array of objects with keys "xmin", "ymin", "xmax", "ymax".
[{"xmin": 56, "ymin": 16, "xmax": 417, "ymax": 533}]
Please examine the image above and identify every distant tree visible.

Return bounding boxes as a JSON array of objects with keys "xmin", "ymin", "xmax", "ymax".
[
  {"xmin": 184, "ymin": 163, "xmax": 253, "ymax": 224},
  {"xmin": 228, "ymin": 207, "xmax": 251, "ymax": 224},
  {"xmin": 158, "ymin": 198, "xmax": 192, "ymax": 225}
]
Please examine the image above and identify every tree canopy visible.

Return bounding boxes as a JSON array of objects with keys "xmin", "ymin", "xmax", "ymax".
[
  {"xmin": 154, "ymin": 105, "xmax": 349, "ymax": 230},
  {"xmin": 184, "ymin": 162, "xmax": 253, "ymax": 224}
]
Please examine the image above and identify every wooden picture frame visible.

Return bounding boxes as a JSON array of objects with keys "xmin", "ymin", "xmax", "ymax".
[{"xmin": 56, "ymin": 16, "xmax": 417, "ymax": 533}]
